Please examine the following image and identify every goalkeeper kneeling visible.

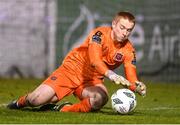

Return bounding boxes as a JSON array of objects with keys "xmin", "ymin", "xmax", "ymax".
[{"xmin": 7, "ymin": 11, "xmax": 146, "ymax": 112}]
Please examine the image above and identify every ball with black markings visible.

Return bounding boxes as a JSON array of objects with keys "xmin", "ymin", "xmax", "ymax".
[{"xmin": 111, "ymin": 88, "xmax": 137, "ymax": 114}]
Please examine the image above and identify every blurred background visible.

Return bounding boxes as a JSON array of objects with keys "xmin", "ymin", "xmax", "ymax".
[{"xmin": 0, "ymin": 0, "xmax": 179, "ymax": 83}]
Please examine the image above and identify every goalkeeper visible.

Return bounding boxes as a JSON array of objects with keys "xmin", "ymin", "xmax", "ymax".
[{"xmin": 7, "ymin": 11, "xmax": 146, "ymax": 112}]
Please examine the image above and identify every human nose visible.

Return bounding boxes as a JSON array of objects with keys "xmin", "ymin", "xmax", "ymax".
[{"xmin": 122, "ymin": 30, "xmax": 128, "ymax": 36}]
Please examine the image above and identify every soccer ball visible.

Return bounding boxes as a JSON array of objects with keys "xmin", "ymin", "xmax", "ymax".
[{"xmin": 111, "ymin": 88, "xmax": 137, "ymax": 114}]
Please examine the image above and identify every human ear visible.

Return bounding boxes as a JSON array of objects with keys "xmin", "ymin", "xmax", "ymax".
[{"xmin": 112, "ymin": 21, "xmax": 116, "ymax": 28}]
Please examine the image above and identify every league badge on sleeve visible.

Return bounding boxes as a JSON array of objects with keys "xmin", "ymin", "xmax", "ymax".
[
  {"xmin": 131, "ymin": 51, "xmax": 136, "ymax": 65},
  {"xmin": 92, "ymin": 31, "xmax": 102, "ymax": 44}
]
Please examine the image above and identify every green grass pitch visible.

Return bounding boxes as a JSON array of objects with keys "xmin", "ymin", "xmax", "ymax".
[{"xmin": 0, "ymin": 78, "xmax": 180, "ymax": 124}]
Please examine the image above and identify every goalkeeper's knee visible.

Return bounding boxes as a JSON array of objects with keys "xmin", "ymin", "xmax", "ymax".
[{"xmin": 90, "ymin": 90, "xmax": 108, "ymax": 111}]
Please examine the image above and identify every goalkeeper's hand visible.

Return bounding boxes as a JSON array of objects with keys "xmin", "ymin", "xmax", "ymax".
[
  {"xmin": 105, "ymin": 70, "xmax": 131, "ymax": 87},
  {"xmin": 134, "ymin": 81, "xmax": 146, "ymax": 96}
]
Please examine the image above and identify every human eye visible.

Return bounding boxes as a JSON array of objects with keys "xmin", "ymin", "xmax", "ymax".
[
  {"xmin": 119, "ymin": 25, "xmax": 125, "ymax": 30},
  {"xmin": 127, "ymin": 29, "xmax": 132, "ymax": 32}
]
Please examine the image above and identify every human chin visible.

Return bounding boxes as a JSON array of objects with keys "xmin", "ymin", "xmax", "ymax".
[{"xmin": 116, "ymin": 37, "xmax": 124, "ymax": 42}]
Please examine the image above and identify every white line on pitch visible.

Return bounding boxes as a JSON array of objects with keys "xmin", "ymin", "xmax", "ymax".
[{"xmin": 138, "ymin": 107, "xmax": 180, "ymax": 110}]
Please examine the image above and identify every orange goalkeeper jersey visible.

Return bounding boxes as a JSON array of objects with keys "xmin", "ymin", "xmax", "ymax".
[{"xmin": 60, "ymin": 26, "xmax": 138, "ymax": 89}]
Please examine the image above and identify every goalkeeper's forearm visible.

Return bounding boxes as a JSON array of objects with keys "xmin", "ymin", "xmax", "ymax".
[
  {"xmin": 105, "ymin": 70, "xmax": 131, "ymax": 86},
  {"xmin": 105, "ymin": 70, "xmax": 118, "ymax": 81}
]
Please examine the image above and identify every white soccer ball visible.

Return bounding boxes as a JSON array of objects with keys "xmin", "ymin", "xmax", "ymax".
[{"xmin": 111, "ymin": 88, "xmax": 137, "ymax": 114}]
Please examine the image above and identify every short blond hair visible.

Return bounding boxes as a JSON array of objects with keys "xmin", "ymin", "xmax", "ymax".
[{"xmin": 113, "ymin": 11, "xmax": 135, "ymax": 24}]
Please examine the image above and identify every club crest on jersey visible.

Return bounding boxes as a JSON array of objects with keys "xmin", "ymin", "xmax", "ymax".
[
  {"xmin": 114, "ymin": 52, "xmax": 123, "ymax": 62},
  {"xmin": 92, "ymin": 31, "xmax": 102, "ymax": 44}
]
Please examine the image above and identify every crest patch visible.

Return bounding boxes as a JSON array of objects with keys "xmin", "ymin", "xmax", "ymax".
[{"xmin": 114, "ymin": 52, "xmax": 123, "ymax": 62}]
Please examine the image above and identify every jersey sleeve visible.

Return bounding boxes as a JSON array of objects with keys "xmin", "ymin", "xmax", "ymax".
[
  {"xmin": 124, "ymin": 49, "xmax": 138, "ymax": 91},
  {"xmin": 88, "ymin": 30, "xmax": 109, "ymax": 75}
]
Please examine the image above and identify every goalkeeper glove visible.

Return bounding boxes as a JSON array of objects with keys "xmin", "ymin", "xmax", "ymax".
[
  {"xmin": 134, "ymin": 81, "xmax": 146, "ymax": 96},
  {"xmin": 105, "ymin": 70, "xmax": 131, "ymax": 87}
]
